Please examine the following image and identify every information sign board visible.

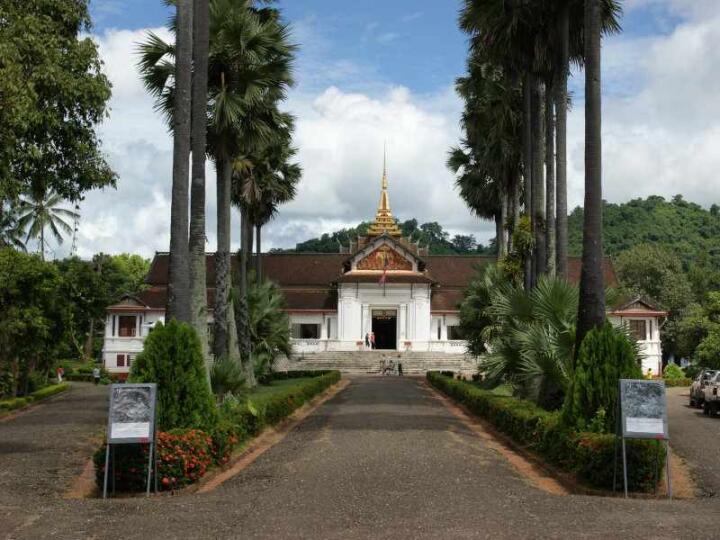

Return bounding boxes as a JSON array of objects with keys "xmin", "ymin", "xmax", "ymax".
[
  {"xmin": 107, "ymin": 384, "xmax": 157, "ymax": 444},
  {"xmin": 619, "ymin": 379, "xmax": 668, "ymax": 440}
]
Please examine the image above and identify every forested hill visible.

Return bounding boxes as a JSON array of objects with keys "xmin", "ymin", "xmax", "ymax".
[
  {"xmin": 281, "ymin": 219, "xmax": 496, "ymax": 255},
  {"xmin": 286, "ymin": 196, "xmax": 720, "ymax": 264},
  {"xmin": 568, "ymin": 195, "xmax": 720, "ymax": 266}
]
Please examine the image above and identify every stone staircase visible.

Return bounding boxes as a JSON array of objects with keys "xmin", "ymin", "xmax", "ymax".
[{"xmin": 274, "ymin": 351, "xmax": 478, "ymax": 376}]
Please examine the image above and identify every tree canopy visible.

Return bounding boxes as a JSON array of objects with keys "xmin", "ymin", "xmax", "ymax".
[{"xmin": 0, "ymin": 0, "xmax": 115, "ymax": 202}]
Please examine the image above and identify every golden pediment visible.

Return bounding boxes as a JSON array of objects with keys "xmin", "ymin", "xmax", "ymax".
[{"xmin": 357, "ymin": 245, "xmax": 412, "ymax": 271}]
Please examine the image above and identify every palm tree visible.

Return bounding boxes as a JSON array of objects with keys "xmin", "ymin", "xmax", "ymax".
[
  {"xmin": 480, "ymin": 274, "xmax": 578, "ymax": 409},
  {"xmin": 575, "ymin": 0, "xmax": 605, "ymax": 351},
  {"xmin": 138, "ymin": 0, "xmax": 296, "ymax": 374},
  {"xmin": 167, "ymin": 0, "xmax": 193, "ymax": 323},
  {"xmin": 554, "ymin": 1, "xmax": 571, "ymax": 280},
  {"xmin": 246, "ymin": 276, "xmax": 292, "ymax": 379},
  {"xmin": 17, "ymin": 190, "xmax": 78, "ymax": 260},
  {"xmin": 545, "ymin": 82, "xmax": 556, "ymax": 277},
  {"xmin": 0, "ymin": 202, "xmax": 26, "ymax": 251},
  {"xmin": 189, "ymin": 0, "xmax": 211, "ymax": 360}
]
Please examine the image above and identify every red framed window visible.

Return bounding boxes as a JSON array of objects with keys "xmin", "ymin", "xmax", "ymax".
[
  {"xmin": 117, "ymin": 354, "xmax": 126, "ymax": 367},
  {"xmin": 118, "ymin": 316, "xmax": 137, "ymax": 337}
]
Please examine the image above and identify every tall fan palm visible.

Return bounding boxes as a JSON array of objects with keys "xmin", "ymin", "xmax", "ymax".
[
  {"xmin": 17, "ymin": 190, "xmax": 78, "ymax": 260},
  {"xmin": 137, "ymin": 0, "xmax": 296, "ymax": 372}
]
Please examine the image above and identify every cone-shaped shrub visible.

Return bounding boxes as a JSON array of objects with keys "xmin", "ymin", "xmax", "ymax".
[
  {"xmin": 563, "ymin": 321, "xmax": 642, "ymax": 433},
  {"xmin": 130, "ymin": 320, "xmax": 217, "ymax": 430}
]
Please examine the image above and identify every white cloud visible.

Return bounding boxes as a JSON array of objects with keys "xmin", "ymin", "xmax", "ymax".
[{"xmin": 62, "ymin": 5, "xmax": 720, "ymax": 260}]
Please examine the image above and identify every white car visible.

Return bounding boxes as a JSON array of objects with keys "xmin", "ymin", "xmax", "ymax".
[
  {"xmin": 702, "ymin": 372, "xmax": 720, "ymax": 416},
  {"xmin": 690, "ymin": 369, "xmax": 718, "ymax": 408}
]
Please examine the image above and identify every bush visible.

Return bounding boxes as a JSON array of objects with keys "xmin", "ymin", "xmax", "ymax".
[
  {"xmin": 563, "ymin": 321, "xmax": 642, "ymax": 433},
  {"xmin": 664, "ymin": 377, "xmax": 692, "ymax": 387},
  {"xmin": 663, "ymin": 363, "xmax": 685, "ymax": 379},
  {"xmin": 0, "ymin": 383, "xmax": 69, "ymax": 412},
  {"xmin": 428, "ymin": 372, "xmax": 662, "ymax": 492},
  {"xmin": 129, "ymin": 320, "xmax": 217, "ymax": 431}
]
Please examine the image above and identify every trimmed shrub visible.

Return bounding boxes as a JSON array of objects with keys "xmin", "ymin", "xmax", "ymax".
[
  {"xmin": 0, "ymin": 383, "xmax": 69, "ymax": 412},
  {"xmin": 663, "ymin": 363, "xmax": 685, "ymax": 380},
  {"xmin": 664, "ymin": 377, "xmax": 692, "ymax": 387},
  {"xmin": 30, "ymin": 382, "xmax": 69, "ymax": 400},
  {"xmin": 428, "ymin": 372, "xmax": 662, "ymax": 492},
  {"xmin": 129, "ymin": 320, "xmax": 217, "ymax": 431},
  {"xmin": 563, "ymin": 321, "xmax": 642, "ymax": 433}
]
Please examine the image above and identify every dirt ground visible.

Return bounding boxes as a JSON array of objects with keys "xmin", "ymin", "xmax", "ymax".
[{"xmin": 2, "ymin": 378, "xmax": 720, "ymax": 539}]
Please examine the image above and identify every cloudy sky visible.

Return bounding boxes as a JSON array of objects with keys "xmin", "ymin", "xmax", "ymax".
[{"xmin": 66, "ymin": 0, "xmax": 720, "ymax": 259}]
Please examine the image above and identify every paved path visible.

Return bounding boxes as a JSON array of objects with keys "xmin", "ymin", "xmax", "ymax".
[
  {"xmin": 0, "ymin": 382, "xmax": 108, "ymax": 536},
  {"xmin": 667, "ymin": 386, "xmax": 720, "ymax": 497},
  {"xmin": 3, "ymin": 377, "xmax": 720, "ymax": 539}
]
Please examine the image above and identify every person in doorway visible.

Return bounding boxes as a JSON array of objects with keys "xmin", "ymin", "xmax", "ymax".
[
  {"xmin": 92, "ymin": 367, "xmax": 101, "ymax": 385},
  {"xmin": 370, "ymin": 331, "xmax": 376, "ymax": 350},
  {"xmin": 56, "ymin": 366, "xmax": 64, "ymax": 383},
  {"xmin": 365, "ymin": 332, "xmax": 370, "ymax": 349}
]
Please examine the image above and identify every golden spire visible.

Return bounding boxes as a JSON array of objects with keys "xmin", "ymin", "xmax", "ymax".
[{"xmin": 368, "ymin": 145, "xmax": 402, "ymax": 237}]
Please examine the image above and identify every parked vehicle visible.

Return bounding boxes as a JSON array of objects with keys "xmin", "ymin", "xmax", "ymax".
[
  {"xmin": 690, "ymin": 369, "xmax": 717, "ymax": 408},
  {"xmin": 702, "ymin": 372, "xmax": 720, "ymax": 416}
]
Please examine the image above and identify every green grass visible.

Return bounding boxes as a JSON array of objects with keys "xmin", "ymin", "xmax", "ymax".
[{"xmin": 248, "ymin": 378, "xmax": 315, "ymax": 406}]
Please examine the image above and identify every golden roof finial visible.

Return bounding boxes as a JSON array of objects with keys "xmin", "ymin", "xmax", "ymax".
[{"xmin": 368, "ymin": 144, "xmax": 401, "ymax": 237}]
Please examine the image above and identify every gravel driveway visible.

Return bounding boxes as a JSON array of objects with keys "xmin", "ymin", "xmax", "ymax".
[
  {"xmin": 667, "ymin": 386, "xmax": 720, "ymax": 497},
  {"xmin": 3, "ymin": 377, "xmax": 720, "ymax": 539}
]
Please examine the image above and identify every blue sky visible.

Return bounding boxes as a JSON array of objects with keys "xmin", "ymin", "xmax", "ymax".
[{"xmin": 72, "ymin": 0, "xmax": 720, "ymax": 258}]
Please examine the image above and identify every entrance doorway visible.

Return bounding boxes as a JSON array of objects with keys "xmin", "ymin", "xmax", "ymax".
[{"xmin": 372, "ymin": 309, "xmax": 397, "ymax": 350}]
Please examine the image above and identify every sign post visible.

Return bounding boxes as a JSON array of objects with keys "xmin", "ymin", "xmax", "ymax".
[
  {"xmin": 103, "ymin": 383, "xmax": 157, "ymax": 499},
  {"xmin": 613, "ymin": 379, "xmax": 671, "ymax": 499}
]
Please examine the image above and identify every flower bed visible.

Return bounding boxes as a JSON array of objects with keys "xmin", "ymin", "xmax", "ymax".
[
  {"xmin": 93, "ymin": 370, "xmax": 340, "ymax": 493},
  {"xmin": 427, "ymin": 372, "xmax": 664, "ymax": 492},
  {"xmin": 0, "ymin": 383, "xmax": 70, "ymax": 412}
]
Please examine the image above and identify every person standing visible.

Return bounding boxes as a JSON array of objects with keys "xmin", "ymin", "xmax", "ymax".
[
  {"xmin": 56, "ymin": 366, "xmax": 64, "ymax": 383},
  {"xmin": 92, "ymin": 367, "xmax": 101, "ymax": 385},
  {"xmin": 370, "ymin": 331, "xmax": 376, "ymax": 350},
  {"xmin": 365, "ymin": 332, "xmax": 370, "ymax": 350}
]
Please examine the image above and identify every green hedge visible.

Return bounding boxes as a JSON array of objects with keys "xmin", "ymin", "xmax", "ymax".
[
  {"xmin": 663, "ymin": 378, "xmax": 691, "ymax": 387},
  {"xmin": 427, "ymin": 373, "xmax": 664, "ymax": 492},
  {"xmin": 94, "ymin": 370, "xmax": 341, "ymax": 492},
  {"xmin": 0, "ymin": 383, "xmax": 70, "ymax": 412}
]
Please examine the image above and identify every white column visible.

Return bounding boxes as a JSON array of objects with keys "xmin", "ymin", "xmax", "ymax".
[
  {"xmin": 399, "ymin": 304, "xmax": 407, "ymax": 341},
  {"xmin": 320, "ymin": 315, "xmax": 328, "ymax": 340},
  {"xmin": 441, "ymin": 315, "xmax": 448, "ymax": 341}
]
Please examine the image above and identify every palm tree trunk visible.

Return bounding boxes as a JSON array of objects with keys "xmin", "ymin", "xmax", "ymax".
[
  {"xmin": 237, "ymin": 209, "xmax": 255, "ymax": 386},
  {"xmin": 40, "ymin": 226, "xmax": 45, "ymax": 261},
  {"xmin": 575, "ymin": 0, "xmax": 606, "ymax": 354},
  {"xmin": 167, "ymin": 0, "xmax": 193, "ymax": 323},
  {"xmin": 240, "ymin": 210, "xmax": 248, "ymax": 298},
  {"xmin": 255, "ymin": 223, "xmax": 262, "ymax": 282},
  {"xmin": 531, "ymin": 77, "xmax": 546, "ymax": 283},
  {"xmin": 83, "ymin": 318, "xmax": 95, "ymax": 361},
  {"xmin": 545, "ymin": 80, "xmax": 556, "ymax": 277},
  {"xmin": 522, "ymin": 73, "xmax": 533, "ymax": 290},
  {"xmin": 213, "ymin": 158, "xmax": 231, "ymax": 359},
  {"xmin": 189, "ymin": 0, "xmax": 210, "ymax": 362},
  {"xmin": 495, "ymin": 213, "xmax": 503, "ymax": 260},
  {"xmin": 555, "ymin": 0, "xmax": 570, "ymax": 280}
]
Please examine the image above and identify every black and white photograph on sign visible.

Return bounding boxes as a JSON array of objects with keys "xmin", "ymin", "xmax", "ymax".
[
  {"xmin": 110, "ymin": 386, "xmax": 153, "ymax": 440},
  {"xmin": 620, "ymin": 379, "xmax": 667, "ymax": 438}
]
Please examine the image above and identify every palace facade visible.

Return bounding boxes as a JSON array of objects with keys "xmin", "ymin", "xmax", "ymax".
[{"xmin": 104, "ymin": 161, "xmax": 667, "ymax": 376}]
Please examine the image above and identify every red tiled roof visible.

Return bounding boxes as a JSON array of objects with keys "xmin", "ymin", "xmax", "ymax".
[{"xmin": 136, "ymin": 252, "xmax": 618, "ymax": 313}]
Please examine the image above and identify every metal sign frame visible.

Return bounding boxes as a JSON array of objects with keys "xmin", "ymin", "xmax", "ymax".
[
  {"xmin": 103, "ymin": 383, "xmax": 158, "ymax": 499},
  {"xmin": 613, "ymin": 379, "xmax": 672, "ymax": 499}
]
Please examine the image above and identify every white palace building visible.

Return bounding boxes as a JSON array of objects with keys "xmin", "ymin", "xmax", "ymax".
[{"xmin": 103, "ymin": 162, "xmax": 667, "ymax": 377}]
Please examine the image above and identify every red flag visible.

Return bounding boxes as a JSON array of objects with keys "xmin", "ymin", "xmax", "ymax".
[{"xmin": 379, "ymin": 267, "xmax": 387, "ymax": 285}]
